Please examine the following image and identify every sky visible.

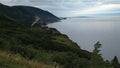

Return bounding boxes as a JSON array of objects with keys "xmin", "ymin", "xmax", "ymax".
[{"xmin": 0, "ymin": 0, "xmax": 120, "ymax": 17}]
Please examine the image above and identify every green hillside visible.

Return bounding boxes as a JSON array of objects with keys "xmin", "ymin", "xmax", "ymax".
[
  {"xmin": 0, "ymin": 14, "xmax": 89, "ymax": 68},
  {"xmin": 0, "ymin": 5, "xmax": 120, "ymax": 68},
  {"xmin": 0, "ymin": 3, "xmax": 60, "ymax": 25}
]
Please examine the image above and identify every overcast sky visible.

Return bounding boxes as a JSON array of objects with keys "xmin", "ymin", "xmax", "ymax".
[{"xmin": 0, "ymin": 0, "xmax": 120, "ymax": 17}]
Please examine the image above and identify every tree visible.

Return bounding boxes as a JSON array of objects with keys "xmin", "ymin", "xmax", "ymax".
[
  {"xmin": 89, "ymin": 41, "xmax": 106, "ymax": 68},
  {"xmin": 93, "ymin": 41, "xmax": 102, "ymax": 55},
  {"xmin": 111, "ymin": 56, "xmax": 120, "ymax": 68}
]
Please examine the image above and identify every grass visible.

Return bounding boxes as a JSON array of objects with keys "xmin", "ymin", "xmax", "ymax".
[
  {"xmin": 0, "ymin": 51, "xmax": 54, "ymax": 68},
  {"xmin": 52, "ymin": 35, "xmax": 79, "ymax": 49}
]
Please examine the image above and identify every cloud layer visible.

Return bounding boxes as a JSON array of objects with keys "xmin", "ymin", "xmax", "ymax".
[{"xmin": 0, "ymin": 0, "xmax": 120, "ymax": 17}]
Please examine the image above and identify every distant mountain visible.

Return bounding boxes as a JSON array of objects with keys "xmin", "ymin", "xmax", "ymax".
[
  {"xmin": 0, "ymin": 3, "xmax": 60, "ymax": 26},
  {"xmin": 95, "ymin": 13, "xmax": 120, "ymax": 16},
  {"xmin": 77, "ymin": 16, "xmax": 91, "ymax": 18}
]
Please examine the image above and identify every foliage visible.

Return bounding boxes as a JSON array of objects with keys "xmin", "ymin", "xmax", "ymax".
[
  {"xmin": 0, "ymin": 12, "xmax": 120, "ymax": 68},
  {"xmin": 0, "ymin": 15, "xmax": 92, "ymax": 68},
  {"xmin": 111, "ymin": 56, "xmax": 120, "ymax": 68},
  {"xmin": 0, "ymin": 3, "xmax": 60, "ymax": 25},
  {"xmin": 89, "ymin": 41, "xmax": 107, "ymax": 68},
  {"xmin": 0, "ymin": 51, "xmax": 54, "ymax": 68},
  {"xmin": 53, "ymin": 52, "xmax": 89, "ymax": 68}
]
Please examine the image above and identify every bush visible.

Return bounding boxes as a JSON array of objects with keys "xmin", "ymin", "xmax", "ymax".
[
  {"xmin": 53, "ymin": 52, "xmax": 89, "ymax": 68},
  {"xmin": 10, "ymin": 45, "xmax": 36, "ymax": 59}
]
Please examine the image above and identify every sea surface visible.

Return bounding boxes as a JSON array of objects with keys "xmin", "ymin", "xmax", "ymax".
[{"xmin": 47, "ymin": 16, "xmax": 120, "ymax": 61}]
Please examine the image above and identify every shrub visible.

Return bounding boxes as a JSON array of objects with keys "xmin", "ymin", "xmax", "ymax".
[{"xmin": 10, "ymin": 45, "xmax": 36, "ymax": 59}]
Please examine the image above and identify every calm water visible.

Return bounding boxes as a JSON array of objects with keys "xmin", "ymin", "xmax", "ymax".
[{"xmin": 47, "ymin": 16, "xmax": 120, "ymax": 61}]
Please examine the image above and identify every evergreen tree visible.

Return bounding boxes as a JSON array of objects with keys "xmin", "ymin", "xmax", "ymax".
[
  {"xmin": 111, "ymin": 56, "xmax": 120, "ymax": 68},
  {"xmin": 89, "ymin": 41, "xmax": 106, "ymax": 68}
]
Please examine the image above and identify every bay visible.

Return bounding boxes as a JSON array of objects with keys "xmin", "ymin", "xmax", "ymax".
[{"xmin": 47, "ymin": 16, "xmax": 120, "ymax": 61}]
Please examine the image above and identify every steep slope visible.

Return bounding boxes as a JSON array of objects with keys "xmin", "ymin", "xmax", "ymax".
[
  {"xmin": 12, "ymin": 6, "xmax": 60, "ymax": 24},
  {"xmin": 0, "ymin": 3, "xmax": 60, "ymax": 26},
  {"xmin": 0, "ymin": 13, "xmax": 91, "ymax": 68},
  {"xmin": 0, "ymin": 3, "xmax": 119, "ymax": 68},
  {"xmin": 1, "ymin": 11, "xmax": 119, "ymax": 68}
]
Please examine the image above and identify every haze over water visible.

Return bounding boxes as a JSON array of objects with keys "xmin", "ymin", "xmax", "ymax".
[{"xmin": 48, "ymin": 16, "xmax": 120, "ymax": 61}]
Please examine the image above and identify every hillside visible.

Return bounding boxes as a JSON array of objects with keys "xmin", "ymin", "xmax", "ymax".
[
  {"xmin": 0, "ymin": 13, "xmax": 90, "ymax": 68},
  {"xmin": 0, "ymin": 3, "xmax": 120, "ymax": 68},
  {"xmin": 0, "ymin": 3, "xmax": 60, "ymax": 26}
]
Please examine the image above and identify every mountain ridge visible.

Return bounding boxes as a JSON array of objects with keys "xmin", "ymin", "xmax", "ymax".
[{"xmin": 0, "ymin": 3, "xmax": 60, "ymax": 26}]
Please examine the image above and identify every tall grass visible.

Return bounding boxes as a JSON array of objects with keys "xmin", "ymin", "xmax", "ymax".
[{"xmin": 0, "ymin": 51, "xmax": 54, "ymax": 68}]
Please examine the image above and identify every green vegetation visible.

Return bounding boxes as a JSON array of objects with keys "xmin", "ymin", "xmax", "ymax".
[
  {"xmin": 0, "ymin": 12, "xmax": 120, "ymax": 68},
  {"xmin": 0, "ymin": 3, "xmax": 60, "ymax": 25}
]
